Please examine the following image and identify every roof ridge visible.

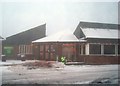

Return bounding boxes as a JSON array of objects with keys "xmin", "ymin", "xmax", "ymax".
[
  {"xmin": 6, "ymin": 23, "xmax": 46, "ymax": 38},
  {"xmin": 79, "ymin": 21, "xmax": 119, "ymax": 29}
]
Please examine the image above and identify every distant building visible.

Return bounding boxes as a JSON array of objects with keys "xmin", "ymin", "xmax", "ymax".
[
  {"xmin": 32, "ymin": 22, "xmax": 119, "ymax": 64},
  {"xmin": 2, "ymin": 24, "xmax": 46, "ymax": 60}
]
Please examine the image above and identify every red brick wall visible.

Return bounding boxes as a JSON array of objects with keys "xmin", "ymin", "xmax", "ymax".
[
  {"xmin": 4, "ymin": 45, "xmax": 34, "ymax": 60},
  {"xmin": 77, "ymin": 55, "xmax": 119, "ymax": 64}
]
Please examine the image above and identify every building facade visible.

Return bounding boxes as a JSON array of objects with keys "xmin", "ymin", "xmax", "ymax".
[
  {"xmin": 33, "ymin": 22, "xmax": 119, "ymax": 64},
  {"xmin": 2, "ymin": 24, "xmax": 46, "ymax": 60},
  {"xmin": 32, "ymin": 30, "xmax": 81, "ymax": 61},
  {"xmin": 74, "ymin": 22, "xmax": 119, "ymax": 64}
]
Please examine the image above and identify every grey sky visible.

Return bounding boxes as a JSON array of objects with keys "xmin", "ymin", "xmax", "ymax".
[{"xmin": 0, "ymin": 0, "xmax": 118, "ymax": 38}]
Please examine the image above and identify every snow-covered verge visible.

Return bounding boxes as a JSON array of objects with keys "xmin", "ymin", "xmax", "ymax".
[
  {"xmin": 0, "ymin": 60, "xmax": 37, "ymax": 66},
  {"xmin": 1, "ymin": 61, "xmax": 119, "ymax": 84}
]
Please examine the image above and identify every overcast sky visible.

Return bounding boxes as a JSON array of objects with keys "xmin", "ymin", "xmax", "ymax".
[{"xmin": 0, "ymin": 0, "xmax": 118, "ymax": 38}]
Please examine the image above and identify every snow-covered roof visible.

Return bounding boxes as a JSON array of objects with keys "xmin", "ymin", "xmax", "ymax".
[
  {"xmin": 0, "ymin": 36, "xmax": 4, "ymax": 40},
  {"xmin": 81, "ymin": 28, "xmax": 119, "ymax": 39},
  {"xmin": 32, "ymin": 30, "xmax": 81, "ymax": 43},
  {"xmin": 0, "ymin": 36, "xmax": 3, "ymax": 39}
]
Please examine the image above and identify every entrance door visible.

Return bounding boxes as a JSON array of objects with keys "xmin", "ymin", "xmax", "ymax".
[
  {"xmin": 62, "ymin": 43, "xmax": 76, "ymax": 62},
  {"xmin": 40, "ymin": 43, "xmax": 56, "ymax": 61},
  {"xmin": 40, "ymin": 44, "xmax": 44, "ymax": 60},
  {"xmin": 49, "ymin": 44, "xmax": 56, "ymax": 61},
  {"xmin": 45, "ymin": 44, "xmax": 49, "ymax": 60}
]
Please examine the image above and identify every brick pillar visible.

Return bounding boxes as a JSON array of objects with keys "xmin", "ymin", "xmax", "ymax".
[
  {"xmin": 85, "ymin": 43, "xmax": 89, "ymax": 55},
  {"xmin": 101, "ymin": 44, "xmax": 104, "ymax": 55},
  {"xmin": 115, "ymin": 44, "xmax": 118, "ymax": 56}
]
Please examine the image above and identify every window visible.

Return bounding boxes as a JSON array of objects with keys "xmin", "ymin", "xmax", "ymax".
[
  {"xmin": 51, "ymin": 45, "xmax": 56, "ymax": 52},
  {"xmin": 79, "ymin": 45, "xmax": 81, "ymax": 54},
  {"xmin": 45, "ymin": 45, "xmax": 49, "ymax": 52},
  {"xmin": 79, "ymin": 44, "xmax": 85, "ymax": 55},
  {"xmin": 89, "ymin": 44, "xmax": 101, "ymax": 54},
  {"xmin": 19, "ymin": 45, "xmax": 32, "ymax": 54},
  {"xmin": 40, "ymin": 45, "xmax": 44, "ymax": 51},
  {"xmin": 104, "ymin": 45, "xmax": 115, "ymax": 54},
  {"xmin": 118, "ymin": 45, "xmax": 120, "ymax": 55}
]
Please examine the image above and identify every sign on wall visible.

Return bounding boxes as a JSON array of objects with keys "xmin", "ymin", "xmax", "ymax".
[{"xmin": 4, "ymin": 46, "xmax": 13, "ymax": 56}]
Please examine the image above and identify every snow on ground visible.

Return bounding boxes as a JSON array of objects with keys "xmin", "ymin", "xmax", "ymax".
[
  {"xmin": 63, "ymin": 65, "xmax": 118, "ymax": 72},
  {"xmin": 1, "ymin": 60, "xmax": 119, "ymax": 84},
  {"xmin": 0, "ymin": 60, "xmax": 38, "ymax": 66}
]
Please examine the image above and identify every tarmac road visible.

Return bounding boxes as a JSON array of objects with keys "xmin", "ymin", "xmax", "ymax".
[{"xmin": 0, "ymin": 61, "xmax": 119, "ymax": 85}]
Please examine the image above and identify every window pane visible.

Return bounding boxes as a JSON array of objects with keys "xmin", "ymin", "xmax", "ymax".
[
  {"xmin": 80, "ymin": 44, "xmax": 85, "ymax": 55},
  {"xmin": 104, "ymin": 45, "xmax": 115, "ymax": 54},
  {"xmin": 79, "ymin": 45, "xmax": 81, "ymax": 54},
  {"xmin": 118, "ymin": 45, "xmax": 120, "ymax": 54},
  {"xmin": 45, "ymin": 45, "xmax": 49, "ymax": 51},
  {"xmin": 89, "ymin": 44, "xmax": 101, "ymax": 54},
  {"xmin": 40, "ymin": 45, "xmax": 44, "ymax": 51},
  {"xmin": 21, "ymin": 45, "xmax": 24, "ymax": 54},
  {"xmin": 19, "ymin": 45, "xmax": 21, "ymax": 54},
  {"xmin": 51, "ymin": 45, "xmax": 56, "ymax": 52},
  {"xmin": 26, "ymin": 45, "xmax": 29, "ymax": 54}
]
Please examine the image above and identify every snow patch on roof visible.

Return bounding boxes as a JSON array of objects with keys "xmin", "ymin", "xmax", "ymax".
[
  {"xmin": 81, "ymin": 28, "xmax": 119, "ymax": 39},
  {"xmin": 32, "ymin": 30, "xmax": 80, "ymax": 43}
]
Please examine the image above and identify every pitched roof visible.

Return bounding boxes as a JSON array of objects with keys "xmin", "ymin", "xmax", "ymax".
[
  {"xmin": 0, "ymin": 36, "xmax": 3, "ymax": 39},
  {"xmin": 74, "ymin": 21, "xmax": 119, "ymax": 39},
  {"xmin": 3, "ymin": 24, "xmax": 46, "ymax": 45},
  {"xmin": 32, "ymin": 30, "xmax": 80, "ymax": 43},
  {"xmin": 79, "ymin": 21, "xmax": 118, "ymax": 29},
  {"xmin": 81, "ymin": 28, "xmax": 119, "ymax": 39}
]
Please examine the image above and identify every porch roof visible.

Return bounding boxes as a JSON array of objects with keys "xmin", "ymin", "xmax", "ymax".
[{"xmin": 32, "ymin": 30, "xmax": 84, "ymax": 43}]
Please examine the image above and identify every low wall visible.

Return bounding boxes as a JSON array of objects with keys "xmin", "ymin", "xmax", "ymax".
[
  {"xmin": 2, "ymin": 54, "xmax": 35, "ymax": 60},
  {"xmin": 77, "ymin": 55, "xmax": 119, "ymax": 64}
]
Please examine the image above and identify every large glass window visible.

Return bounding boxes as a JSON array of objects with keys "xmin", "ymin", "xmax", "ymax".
[
  {"xmin": 118, "ymin": 45, "xmax": 120, "ymax": 55},
  {"xmin": 104, "ymin": 45, "xmax": 115, "ymax": 54},
  {"xmin": 19, "ymin": 45, "xmax": 32, "ymax": 54},
  {"xmin": 79, "ymin": 45, "xmax": 81, "ymax": 54},
  {"xmin": 89, "ymin": 44, "xmax": 101, "ymax": 54},
  {"xmin": 79, "ymin": 44, "xmax": 85, "ymax": 55}
]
